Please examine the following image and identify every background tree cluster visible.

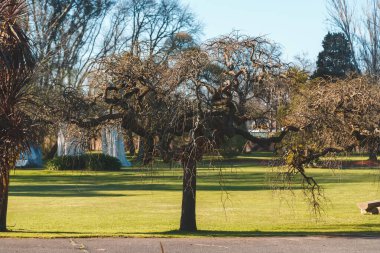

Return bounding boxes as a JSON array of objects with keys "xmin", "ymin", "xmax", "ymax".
[{"xmin": 326, "ymin": 0, "xmax": 380, "ymax": 77}]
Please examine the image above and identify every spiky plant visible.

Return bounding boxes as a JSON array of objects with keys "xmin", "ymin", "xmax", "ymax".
[{"xmin": 0, "ymin": 0, "xmax": 35, "ymax": 231}]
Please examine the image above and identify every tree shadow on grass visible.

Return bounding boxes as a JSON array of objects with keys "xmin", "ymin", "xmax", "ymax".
[
  {"xmin": 129, "ymin": 229, "xmax": 380, "ymax": 238},
  {"xmin": 8, "ymin": 164, "xmax": 377, "ymax": 198},
  {"xmin": 8, "ymin": 169, "xmax": 278, "ymax": 198},
  {"xmin": 6, "ymin": 229, "xmax": 380, "ymax": 238},
  {"xmin": 9, "ymin": 182, "xmax": 276, "ymax": 197}
]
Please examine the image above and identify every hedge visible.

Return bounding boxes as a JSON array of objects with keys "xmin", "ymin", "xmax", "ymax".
[{"xmin": 46, "ymin": 154, "xmax": 121, "ymax": 171}]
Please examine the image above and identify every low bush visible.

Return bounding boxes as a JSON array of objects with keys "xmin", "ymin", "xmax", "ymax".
[
  {"xmin": 85, "ymin": 154, "xmax": 121, "ymax": 171},
  {"xmin": 46, "ymin": 154, "xmax": 121, "ymax": 171}
]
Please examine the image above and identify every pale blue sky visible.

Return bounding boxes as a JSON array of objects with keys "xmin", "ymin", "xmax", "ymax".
[{"xmin": 182, "ymin": 0, "xmax": 329, "ymax": 62}]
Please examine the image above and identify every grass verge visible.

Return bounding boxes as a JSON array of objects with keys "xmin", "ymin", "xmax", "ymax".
[{"xmin": 3, "ymin": 155, "xmax": 380, "ymax": 238}]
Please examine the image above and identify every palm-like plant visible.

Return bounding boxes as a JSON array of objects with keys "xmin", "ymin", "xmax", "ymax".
[{"xmin": 0, "ymin": 0, "xmax": 35, "ymax": 231}]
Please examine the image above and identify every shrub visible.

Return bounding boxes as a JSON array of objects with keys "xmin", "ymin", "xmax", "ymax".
[
  {"xmin": 84, "ymin": 154, "xmax": 121, "ymax": 171},
  {"xmin": 46, "ymin": 155, "xmax": 85, "ymax": 171},
  {"xmin": 46, "ymin": 154, "xmax": 121, "ymax": 171}
]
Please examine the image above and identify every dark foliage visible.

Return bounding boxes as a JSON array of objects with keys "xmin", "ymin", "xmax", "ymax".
[
  {"xmin": 0, "ymin": 0, "xmax": 37, "ymax": 231},
  {"xmin": 46, "ymin": 154, "xmax": 121, "ymax": 171},
  {"xmin": 313, "ymin": 32, "xmax": 356, "ymax": 79}
]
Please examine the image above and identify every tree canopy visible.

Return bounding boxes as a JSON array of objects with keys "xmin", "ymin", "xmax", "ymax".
[{"xmin": 313, "ymin": 32, "xmax": 356, "ymax": 79}]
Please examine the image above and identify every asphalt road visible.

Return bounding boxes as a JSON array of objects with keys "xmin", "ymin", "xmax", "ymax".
[{"xmin": 0, "ymin": 237, "xmax": 379, "ymax": 253}]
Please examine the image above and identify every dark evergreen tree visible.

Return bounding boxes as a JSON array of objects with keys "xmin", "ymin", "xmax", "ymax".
[{"xmin": 313, "ymin": 32, "xmax": 356, "ymax": 79}]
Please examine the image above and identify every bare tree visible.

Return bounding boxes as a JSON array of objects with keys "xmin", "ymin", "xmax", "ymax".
[
  {"xmin": 280, "ymin": 76, "xmax": 380, "ymax": 212},
  {"xmin": 69, "ymin": 33, "xmax": 292, "ymax": 232},
  {"xmin": 109, "ymin": 0, "xmax": 201, "ymax": 58},
  {"xmin": 328, "ymin": 0, "xmax": 380, "ymax": 76},
  {"xmin": 327, "ymin": 0, "xmax": 361, "ymax": 73},
  {"xmin": 359, "ymin": 0, "xmax": 380, "ymax": 77},
  {"xmin": 25, "ymin": 0, "xmax": 115, "ymax": 158},
  {"xmin": 27, "ymin": 0, "xmax": 114, "ymax": 88}
]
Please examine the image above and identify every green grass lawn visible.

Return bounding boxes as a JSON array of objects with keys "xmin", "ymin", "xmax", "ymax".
[{"xmin": 3, "ymin": 155, "xmax": 380, "ymax": 238}]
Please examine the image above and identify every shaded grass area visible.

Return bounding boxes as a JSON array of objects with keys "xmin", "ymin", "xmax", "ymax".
[{"xmin": 2, "ymin": 153, "xmax": 380, "ymax": 238}]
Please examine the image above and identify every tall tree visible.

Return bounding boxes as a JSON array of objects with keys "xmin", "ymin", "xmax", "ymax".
[
  {"xmin": 327, "ymin": 0, "xmax": 380, "ymax": 76},
  {"xmin": 26, "ymin": 0, "xmax": 114, "ymax": 158},
  {"xmin": 27, "ymin": 0, "xmax": 113, "ymax": 89},
  {"xmin": 109, "ymin": 0, "xmax": 201, "ymax": 58},
  {"xmin": 313, "ymin": 32, "xmax": 356, "ymax": 79},
  {"xmin": 97, "ymin": 0, "xmax": 201, "ymax": 161},
  {"xmin": 0, "ymin": 0, "xmax": 37, "ymax": 231},
  {"xmin": 327, "ymin": 0, "xmax": 360, "ymax": 73},
  {"xmin": 358, "ymin": 0, "xmax": 380, "ymax": 78}
]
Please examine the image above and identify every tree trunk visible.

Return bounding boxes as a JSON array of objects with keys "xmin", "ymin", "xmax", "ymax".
[
  {"xmin": 368, "ymin": 143, "xmax": 378, "ymax": 161},
  {"xmin": 127, "ymin": 132, "xmax": 135, "ymax": 156},
  {"xmin": 45, "ymin": 142, "xmax": 57, "ymax": 160},
  {"xmin": 0, "ymin": 170, "xmax": 10, "ymax": 231},
  {"xmin": 142, "ymin": 136, "xmax": 154, "ymax": 165},
  {"xmin": 136, "ymin": 137, "xmax": 144, "ymax": 162},
  {"xmin": 179, "ymin": 156, "xmax": 197, "ymax": 232},
  {"xmin": 369, "ymin": 151, "xmax": 378, "ymax": 161}
]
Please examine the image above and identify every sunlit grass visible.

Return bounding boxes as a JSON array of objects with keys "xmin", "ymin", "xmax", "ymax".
[{"xmin": 2, "ymin": 153, "xmax": 380, "ymax": 238}]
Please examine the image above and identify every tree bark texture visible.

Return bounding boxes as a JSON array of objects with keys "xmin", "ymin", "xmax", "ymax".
[
  {"xmin": 0, "ymin": 170, "xmax": 9, "ymax": 231},
  {"xmin": 179, "ymin": 155, "xmax": 197, "ymax": 232}
]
